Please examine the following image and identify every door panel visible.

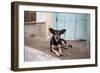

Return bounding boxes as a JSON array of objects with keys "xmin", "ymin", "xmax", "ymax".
[
  {"xmin": 65, "ymin": 13, "xmax": 76, "ymax": 40},
  {"xmin": 56, "ymin": 13, "xmax": 66, "ymax": 38},
  {"xmin": 86, "ymin": 14, "xmax": 90, "ymax": 42},
  {"xmin": 51, "ymin": 13, "xmax": 57, "ymax": 29},
  {"xmin": 56, "ymin": 13, "xmax": 65, "ymax": 30},
  {"xmin": 76, "ymin": 14, "xmax": 87, "ymax": 40}
]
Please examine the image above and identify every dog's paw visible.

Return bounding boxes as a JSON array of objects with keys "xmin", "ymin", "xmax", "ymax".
[
  {"xmin": 60, "ymin": 54, "xmax": 64, "ymax": 56},
  {"xmin": 68, "ymin": 45, "xmax": 72, "ymax": 48},
  {"xmin": 56, "ymin": 53, "xmax": 61, "ymax": 56},
  {"xmin": 62, "ymin": 45, "xmax": 68, "ymax": 49}
]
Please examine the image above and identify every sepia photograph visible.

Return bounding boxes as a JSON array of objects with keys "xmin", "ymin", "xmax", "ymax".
[{"xmin": 24, "ymin": 11, "xmax": 90, "ymax": 62}]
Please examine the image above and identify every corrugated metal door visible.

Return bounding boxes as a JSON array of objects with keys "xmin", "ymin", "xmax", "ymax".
[{"xmin": 52, "ymin": 12, "xmax": 90, "ymax": 41}]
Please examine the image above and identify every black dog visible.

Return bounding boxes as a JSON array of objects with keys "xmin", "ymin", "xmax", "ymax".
[{"xmin": 49, "ymin": 28, "xmax": 72, "ymax": 56}]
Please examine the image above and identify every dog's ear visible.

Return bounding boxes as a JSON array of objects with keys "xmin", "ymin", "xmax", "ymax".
[
  {"xmin": 49, "ymin": 28, "xmax": 54, "ymax": 33},
  {"xmin": 60, "ymin": 29, "xmax": 66, "ymax": 34}
]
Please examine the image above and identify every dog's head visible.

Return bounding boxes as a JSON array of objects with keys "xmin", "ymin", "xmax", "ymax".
[{"xmin": 49, "ymin": 28, "xmax": 66, "ymax": 42}]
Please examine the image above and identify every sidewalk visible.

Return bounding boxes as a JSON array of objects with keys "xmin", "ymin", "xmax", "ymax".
[
  {"xmin": 24, "ymin": 36, "xmax": 90, "ymax": 62},
  {"xmin": 25, "ymin": 46, "xmax": 60, "ymax": 61}
]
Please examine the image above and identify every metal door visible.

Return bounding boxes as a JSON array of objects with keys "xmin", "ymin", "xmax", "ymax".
[{"xmin": 52, "ymin": 12, "xmax": 90, "ymax": 41}]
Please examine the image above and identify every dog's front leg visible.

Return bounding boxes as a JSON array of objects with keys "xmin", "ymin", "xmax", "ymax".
[
  {"xmin": 61, "ymin": 40, "xmax": 68, "ymax": 49},
  {"xmin": 58, "ymin": 45, "xmax": 63, "ymax": 56},
  {"xmin": 51, "ymin": 45, "xmax": 60, "ymax": 56}
]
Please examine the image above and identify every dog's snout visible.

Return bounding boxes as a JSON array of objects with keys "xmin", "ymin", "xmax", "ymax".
[
  {"xmin": 54, "ymin": 33, "xmax": 60, "ymax": 41},
  {"xmin": 56, "ymin": 36, "xmax": 59, "ymax": 39}
]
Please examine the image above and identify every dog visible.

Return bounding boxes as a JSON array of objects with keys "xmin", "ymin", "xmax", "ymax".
[{"xmin": 49, "ymin": 28, "xmax": 72, "ymax": 56}]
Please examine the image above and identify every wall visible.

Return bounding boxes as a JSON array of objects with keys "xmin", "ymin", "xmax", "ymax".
[
  {"xmin": 0, "ymin": 0, "xmax": 99, "ymax": 73},
  {"xmin": 36, "ymin": 12, "xmax": 52, "ymax": 39},
  {"xmin": 25, "ymin": 12, "xmax": 52, "ymax": 40}
]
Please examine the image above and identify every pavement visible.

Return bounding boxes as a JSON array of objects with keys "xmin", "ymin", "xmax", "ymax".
[
  {"xmin": 25, "ymin": 46, "xmax": 60, "ymax": 61},
  {"xmin": 24, "ymin": 36, "xmax": 90, "ymax": 62}
]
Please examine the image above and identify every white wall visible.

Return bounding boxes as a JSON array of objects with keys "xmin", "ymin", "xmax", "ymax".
[
  {"xmin": 0, "ymin": 0, "xmax": 100, "ymax": 73},
  {"xmin": 36, "ymin": 12, "xmax": 46, "ymax": 22},
  {"xmin": 36, "ymin": 12, "xmax": 52, "ymax": 39}
]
